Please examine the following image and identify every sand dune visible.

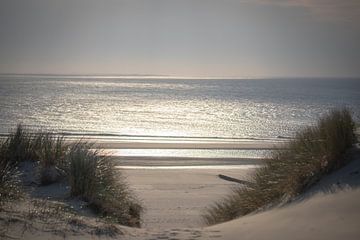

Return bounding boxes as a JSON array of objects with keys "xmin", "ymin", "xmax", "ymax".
[
  {"xmin": 205, "ymin": 188, "xmax": 360, "ymax": 240},
  {"xmin": 1, "ymin": 147, "xmax": 359, "ymax": 240},
  {"xmin": 124, "ymin": 150, "xmax": 360, "ymax": 239}
]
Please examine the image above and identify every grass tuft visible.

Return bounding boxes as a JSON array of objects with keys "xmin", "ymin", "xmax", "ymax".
[
  {"xmin": 0, "ymin": 125, "xmax": 142, "ymax": 226},
  {"xmin": 4, "ymin": 124, "xmax": 34, "ymax": 164},
  {"xmin": 203, "ymin": 108, "xmax": 357, "ymax": 225},
  {"xmin": 66, "ymin": 142, "xmax": 142, "ymax": 227},
  {"xmin": 35, "ymin": 133, "xmax": 68, "ymax": 185},
  {"xmin": 0, "ymin": 125, "xmax": 68, "ymax": 185},
  {"xmin": 0, "ymin": 139, "xmax": 21, "ymax": 204}
]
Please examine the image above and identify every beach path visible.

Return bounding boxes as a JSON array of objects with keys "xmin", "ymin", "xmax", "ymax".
[{"xmin": 121, "ymin": 168, "xmax": 254, "ymax": 229}]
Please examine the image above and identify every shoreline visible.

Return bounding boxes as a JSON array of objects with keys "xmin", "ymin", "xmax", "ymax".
[
  {"xmin": 111, "ymin": 157, "xmax": 266, "ymax": 169},
  {"xmin": 90, "ymin": 139, "xmax": 285, "ymax": 150},
  {"xmin": 0, "ymin": 133, "xmax": 287, "ymax": 150}
]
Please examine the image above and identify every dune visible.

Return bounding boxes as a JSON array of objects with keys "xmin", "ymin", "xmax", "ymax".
[
  {"xmin": 205, "ymin": 188, "xmax": 360, "ymax": 240},
  {"xmin": 202, "ymin": 147, "xmax": 360, "ymax": 240},
  {"xmin": 1, "ymin": 147, "xmax": 359, "ymax": 240},
  {"xmin": 121, "ymin": 147, "xmax": 360, "ymax": 239},
  {"xmin": 3, "ymin": 188, "xmax": 359, "ymax": 240},
  {"xmin": 120, "ymin": 148, "xmax": 360, "ymax": 239}
]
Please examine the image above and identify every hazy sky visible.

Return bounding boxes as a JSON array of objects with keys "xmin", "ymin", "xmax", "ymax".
[{"xmin": 0, "ymin": 0, "xmax": 360, "ymax": 78}]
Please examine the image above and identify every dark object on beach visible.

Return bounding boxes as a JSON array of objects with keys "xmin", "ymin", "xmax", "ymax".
[
  {"xmin": 204, "ymin": 108, "xmax": 357, "ymax": 225},
  {"xmin": 218, "ymin": 174, "xmax": 254, "ymax": 188}
]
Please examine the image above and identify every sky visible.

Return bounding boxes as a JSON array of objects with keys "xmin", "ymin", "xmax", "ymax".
[{"xmin": 0, "ymin": 0, "xmax": 360, "ymax": 78}]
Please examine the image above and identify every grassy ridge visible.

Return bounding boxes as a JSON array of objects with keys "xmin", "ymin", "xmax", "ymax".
[
  {"xmin": 0, "ymin": 126, "xmax": 142, "ymax": 227},
  {"xmin": 203, "ymin": 109, "xmax": 357, "ymax": 225}
]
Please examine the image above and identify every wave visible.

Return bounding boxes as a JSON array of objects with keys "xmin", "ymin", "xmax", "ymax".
[
  {"xmin": 0, "ymin": 129, "xmax": 290, "ymax": 145},
  {"xmin": 48, "ymin": 131, "xmax": 291, "ymax": 142}
]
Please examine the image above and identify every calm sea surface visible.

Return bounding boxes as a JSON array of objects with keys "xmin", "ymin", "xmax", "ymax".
[{"xmin": 0, "ymin": 76, "xmax": 359, "ymax": 159}]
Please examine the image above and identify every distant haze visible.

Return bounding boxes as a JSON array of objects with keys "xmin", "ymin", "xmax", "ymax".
[{"xmin": 0, "ymin": 0, "xmax": 360, "ymax": 78}]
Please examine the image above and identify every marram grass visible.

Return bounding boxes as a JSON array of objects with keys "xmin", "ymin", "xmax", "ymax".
[
  {"xmin": 0, "ymin": 125, "xmax": 142, "ymax": 227},
  {"xmin": 203, "ymin": 108, "xmax": 357, "ymax": 225},
  {"xmin": 66, "ymin": 142, "xmax": 143, "ymax": 227},
  {"xmin": 0, "ymin": 139, "xmax": 21, "ymax": 204}
]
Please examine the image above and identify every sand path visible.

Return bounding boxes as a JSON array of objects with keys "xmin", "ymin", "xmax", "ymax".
[{"xmin": 122, "ymin": 168, "xmax": 254, "ymax": 229}]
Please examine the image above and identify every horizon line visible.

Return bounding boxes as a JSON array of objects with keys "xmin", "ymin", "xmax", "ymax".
[{"xmin": 0, "ymin": 73, "xmax": 359, "ymax": 80}]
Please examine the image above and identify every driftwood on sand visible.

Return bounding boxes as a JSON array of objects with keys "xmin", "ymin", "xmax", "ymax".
[{"xmin": 218, "ymin": 174, "xmax": 255, "ymax": 188}]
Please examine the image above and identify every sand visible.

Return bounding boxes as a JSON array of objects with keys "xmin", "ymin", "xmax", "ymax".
[
  {"xmin": 121, "ymin": 168, "xmax": 255, "ymax": 229},
  {"xmin": 125, "ymin": 145, "xmax": 360, "ymax": 239},
  {"xmin": 205, "ymin": 188, "xmax": 360, "ymax": 240},
  {"xmin": 1, "ymin": 146, "xmax": 360, "ymax": 240},
  {"xmin": 4, "ymin": 188, "xmax": 359, "ymax": 240}
]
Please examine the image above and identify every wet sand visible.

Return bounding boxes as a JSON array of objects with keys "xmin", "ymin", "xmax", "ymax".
[{"xmin": 92, "ymin": 139, "xmax": 284, "ymax": 150}]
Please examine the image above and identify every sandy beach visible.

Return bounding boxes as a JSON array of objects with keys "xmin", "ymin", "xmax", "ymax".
[
  {"xmin": 2, "ymin": 147, "xmax": 359, "ymax": 240},
  {"xmin": 121, "ymin": 146, "xmax": 360, "ymax": 239},
  {"xmin": 121, "ymin": 167, "xmax": 255, "ymax": 228},
  {"xmin": 108, "ymin": 139, "xmax": 265, "ymax": 228},
  {"xmin": 1, "ymin": 125, "xmax": 359, "ymax": 239}
]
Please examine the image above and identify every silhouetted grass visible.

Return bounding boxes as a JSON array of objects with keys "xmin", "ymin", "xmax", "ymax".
[
  {"xmin": 0, "ymin": 125, "xmax": 142, "ymax": 226},
  {"xmin": 0, "ymin": 139, "xmax": 21, "ymax": 204},
  {"xmin": 0, "ymin": 125, "xmax": 32, "ymax": 203},
  {"xmin": 0, "ymin": 125, "xmax": 68, "ymax": 185},
  {"xmin": 203, "ymin": 108, "xmax": 356, "ymax": 225},
  {"xmin": 3, "ymin": 125, "xmax": 35, "ymax": 164},
  {"xmin": 35, "ymin": 133, "xmax": 68, "ymax": 185},
  {"xmin": 66, "ymin": 142, "xmax": 142, "ymax": 227}
]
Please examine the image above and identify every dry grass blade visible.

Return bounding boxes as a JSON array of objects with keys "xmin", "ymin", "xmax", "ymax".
[
  {"xmin": 66, "ymin": 142, "xmax": 143, "ymax": 227},
  {"xmin": 203, "ymin": 108, "xmax": 357, "ymax": 225},
  {"xmin": 0, "ymin": 125, "xmax": 143, "ymax": 226}
]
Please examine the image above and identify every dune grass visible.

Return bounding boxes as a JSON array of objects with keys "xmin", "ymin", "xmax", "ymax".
[
  {"xmin": 3, "ymin": 125, "xmax": 35, "ymax": 164},
  {"xmin": 0, "ymin": 125, "xmax": 68, "ymax": 185},
  {"xmin": 35, "ymin": 133, "xmax": 68, "ymax": 185},
  {"xmin": 203, "ymin": 108, "xmax": 357, "ymax": 225},
  {"xmin": 0, "ymin": 125, "xmax": 142, "ymax": 227},
  {"xmin": 66, "ymin": 142, "xmax": 142, "ymax": 227},
  {"xmin": 0, "ymin": 139, "xmax": 21, "ymax": 204}
]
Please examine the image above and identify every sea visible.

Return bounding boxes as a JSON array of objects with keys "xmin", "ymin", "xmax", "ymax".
[{"xmin": 1, "ymin": 76, "xmax": 359, "ymax": 162}]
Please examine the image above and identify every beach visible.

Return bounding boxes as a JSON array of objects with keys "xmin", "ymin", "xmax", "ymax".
[
  {"xmin": 107, "ymin": 139, "xmax": 264, "ymax": 228},
  {"xmin": 2, "ymin": 145, "xmax": 359, "ymax": 240},
  {"xmin": 98, "ymin": 145, "xmax": 360, "ymax": 239},
  {"xmin": 121, "ymin": 168, "xmax": 254, "ymax": 228}
]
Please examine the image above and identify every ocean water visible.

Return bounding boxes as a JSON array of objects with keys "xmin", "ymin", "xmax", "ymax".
[{"xmin": 0, "ymin": 76, "xmax": 359, "ymax": 160}]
